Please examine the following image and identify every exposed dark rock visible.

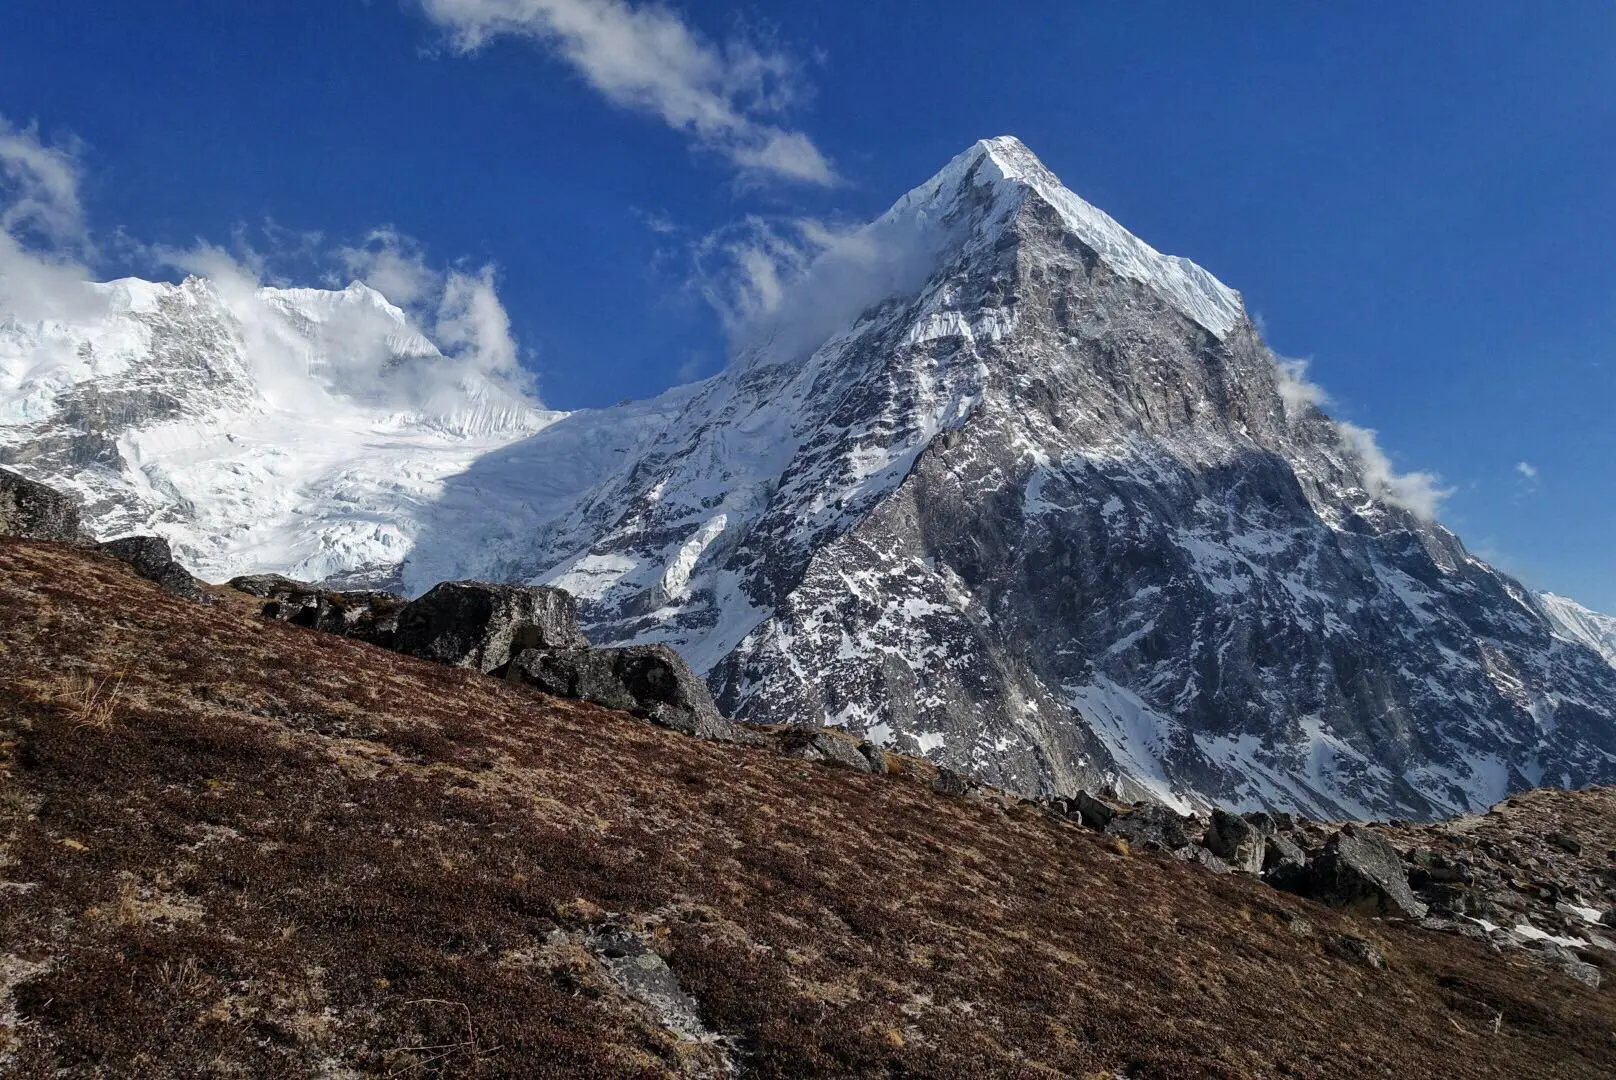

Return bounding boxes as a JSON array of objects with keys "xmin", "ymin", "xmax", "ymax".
[
  {"xmin": 1328, "ymin": 933, "xmax": 1387, "ymax": 970},
  {"xmin": 1205, "ymin": 808, "xmax": 1266, "ymax": 874},
  {"xmin": 98, "ymin": 535, "xmax": 213, "ymax": 604},
  {"xmin": 226, "ymin": 573, "xmax": 314, "ymax": 598},
  {"xmin": 230, "ymin": 574, "xmax": 406, "ymax": 648},
  {"xmin": 584, "ymin": 924, "xmax": 715, "ymax": 1043},
  {"xmin": 1174, "ymin": 845, "xmax": 1232, "ymax": 874},
  {"xmin": 933, "ymin": 766, "xmax": 972, "ymax": 797},
  {"xmin": 1261, "ymin": 832, "xmax": 1308, "ymax": 877},
  {"xmin": 778, "ymin": 729, "xmax": 877, "ymax": 773},
  {"xmin": 394, "ymin": 581, "xmax": 587, "ymax": 673},
  {"xmin": 1528, "ymin": 941, "xmax": 1601, "ymax": 989},
  {"xmin": 0, "ymin": 467, "xmax": 83, "ymax": 542},
  {"xmin": 1074, "ymin": 790, "xmax": 1118, "ymax": 830},
  {"xmin": 1301, "ymin": 827, "xmax": 1427, "ymax": 920},
  {"xmin": 505, "ymin": 644, "xmax": 750, "ymax": 744},
  {"xmin": 1105, "ymin": 803, "xmax": 1192, "ymax": 851}
]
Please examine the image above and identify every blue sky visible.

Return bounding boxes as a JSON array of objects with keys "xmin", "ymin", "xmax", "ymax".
[{"xmin": 0, "ymin": 1, "xmax": 1611, "ymax": 610}]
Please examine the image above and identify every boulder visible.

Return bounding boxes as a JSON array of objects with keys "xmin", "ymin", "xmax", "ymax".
[
  {"xmin": 1074, "ymin": 790, "xmax": 1118, "ymax": 830},
  {"xmin": 227, "ymin": 573, "xmax": 314, "ymax": 598},
  {"xmin": 1261, "ymin": 831, "xmax": 1308, "ymax": 877},
  {"xmin": 586, "ymin": 924, "xmax": 710, "ymax": 1040},
  {"xmin": 394, "ymin": 581, "xmax": 586, "ymax": 673},
  {"xmin": 1104, "ymin": 803, "xmax": 1192, "ymax": 851},
  {"xmin": 0, "ymin": 467, "xmax": 83, "ymax": 541},
  {"xmin": 1528, "ymin": 941, "xmax": 1602, "ymax": 989},
  {"xmin": 1205, "ymin": 808, "xmax": 1266, "ymax": 874},
  {"xmin": 230, "ymin": 575, "xmax": 406, "ymax": 647},
  {"xmin": 98, "ymin": 535, "xmax": 213, "ymax": 604},
  {"xmin": 506, "ymin": 644, "xmax": 746, "ymax": 743},
  {"xmin": 933, "ymin": 766, "xmax": 972, "ymax": 797},
  {"xmin": 778, "ymin": 729, "xmax": 877, "ymax": 773},
  {"xmin": 1174, "ymin": 844, "xmax": 1232, "ymax": 874},
  {"xmin": 1301, "ymin": 827, "xmax": 1428, "ymax": 919},
  {"xmin": 1328, "ymin": 933, "xmax": 1386, "ymax": 970}
]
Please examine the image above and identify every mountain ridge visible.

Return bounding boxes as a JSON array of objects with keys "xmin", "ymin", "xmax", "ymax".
[{"xmin": 2, "ymin": 137, "xmax": 1613, "ymax": 820}]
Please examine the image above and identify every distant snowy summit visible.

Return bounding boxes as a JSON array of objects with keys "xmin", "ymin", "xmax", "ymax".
[
  {"xmin": 0, "ymin": 274, "xmax": 555, "ymax": 583},
  {"xmin": 3, "ymin": 136, "xmax": 1614, "ymax": 821}
]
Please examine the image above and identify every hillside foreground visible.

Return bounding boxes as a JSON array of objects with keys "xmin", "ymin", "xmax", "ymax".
[{"xmin": 1, "ymin": 538, "xmax": 1613, "ymax": 1078}]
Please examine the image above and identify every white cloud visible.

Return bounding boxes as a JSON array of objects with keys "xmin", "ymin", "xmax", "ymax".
[
  {"xmin": 1273, "ymin": 356, "xmax": 1328, "ymax": 415},
  {"xmin": 0, "ymin": 113, "xmax": 542, "ymax": 425},
  {"xmin": 1336, "ymin": 421, "xmax": 1453, "ymax": 521},
  {"xmin": 690, "ymin": 207, "xmax": 949, "ymax": 370},
  {"xmin": 1272, "ymin": 353, "xmax": 1451, "ymax": 521},
  {"xmin": 417, "ymin": 0, "xmax": 836, "ymax": 185},
  {"xmin": 0, "ymin": 118, "xmax": 107, "ymax": 322},
  {"xmin": 1516, "ymin": 461, "xmax": 1539, "ymax": 481},
  {"xmin": 338, "ymin": 227, "xmax": 440, "ymax": 307}
]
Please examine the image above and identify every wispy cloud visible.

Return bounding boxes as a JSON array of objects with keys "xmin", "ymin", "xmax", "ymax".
[
  {"xmin": 416, "ymin": 0, "xmax": 837, "ymax": 185},
  {"xmin": 688, "ymin": 211, "xmax": 945, "ymax": 367},
  {"xmin": 1516, "ymin": 461, "xmax": 1539, "ymax": 482},
  {"xmin": 0, "ymin": 117, "xmax": 105, "ymax": 321},
  {"xmin": 0, "ymin": 114, "xmax": 541, "ymax": 419},
  {"xmin": 1271, "ymin": 354, "xmax": 1452, "ymax": 521},
  {"xmin": 1335, "ymin": 421, "xmax": 1453, "ymax": 521}
]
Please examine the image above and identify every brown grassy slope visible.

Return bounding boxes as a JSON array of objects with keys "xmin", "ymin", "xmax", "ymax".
[{"xmin": 0, "ymin": 537, "xmax": 1613, "ymax": 1080}]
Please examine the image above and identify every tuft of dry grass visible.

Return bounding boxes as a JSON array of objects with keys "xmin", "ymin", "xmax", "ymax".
[{"xmin": 64, "ymin": 671, "xmax": 126, "ymax": 731}]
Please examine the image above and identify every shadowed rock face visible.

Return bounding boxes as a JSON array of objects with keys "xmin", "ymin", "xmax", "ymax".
[
  {"xmin": 97, "ymin": 535, "xmax": 214, "ymax": 604},
  {"xmin": 393, "ymin": 581, "xmax": 587, "ymax": 673},
  {"xmin": 0, "ymin": 467, "xmax": 82, "ymax": 542},
  {"xmin": 228, "ymin": 574, "xmax": 408, "ymax": 648},
  {"xmin": 505, "ymin": 644, "xmax": 748, "ymax": 744}
]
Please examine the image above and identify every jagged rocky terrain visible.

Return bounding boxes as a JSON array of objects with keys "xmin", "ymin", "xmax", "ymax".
[
  {"xmin": 3, "ymin": 535, "xmax": 1615, "ymax": 1079},
  {"xmin": 3, "ymin": 137, "xmax": 1614, "ymax": 820}
]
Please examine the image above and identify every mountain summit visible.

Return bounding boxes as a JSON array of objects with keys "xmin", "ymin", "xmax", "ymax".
[{"xmin": 4, "ymin": 138, "xmax": 1614, "ymax": 819}]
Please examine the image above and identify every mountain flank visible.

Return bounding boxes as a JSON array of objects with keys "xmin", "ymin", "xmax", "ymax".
[
  {"xmin": 2, "ymin": 537, "xmax": 1614, "ymax": 1079},
  {"xmin": 8, "ymin": 138, "xmax": 1612, "ymax": 820}
]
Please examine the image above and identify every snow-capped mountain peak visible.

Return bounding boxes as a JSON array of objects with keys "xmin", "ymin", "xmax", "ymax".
[{"xmin": 4, "ymin": 136, "xmax": 1613, "ymax": 822}]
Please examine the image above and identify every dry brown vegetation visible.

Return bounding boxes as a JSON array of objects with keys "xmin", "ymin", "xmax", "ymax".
[{"xmin": 1, "ymin": 537, "xmax": 1613, "ymax": 1078}]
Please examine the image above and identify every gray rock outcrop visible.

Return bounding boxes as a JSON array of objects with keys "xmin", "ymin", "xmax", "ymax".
[
  {"xmin": 98, "ymin": 535, "xmax": 213, "ymax": 604},
  {"xmin": 0, "ymin": 467, "xmax": 83, "ymax": 542},
  {"xmin": 229, "ymin": 574, "xmax": 406, "ymax": 647},
  {"xmin": 505, "ymin": 644, "xmax": 747, "ymax": 743},
  {"xmin": 1205, "ymin": 809, "xmax": 1267, "ymax": 874},
  {"xmin": 1299, "ymin": 828, "xmax": 1427, "ymax": 920},
  {"xmin": 394, "ymin": 581, "xmax": 587, "ymax": 673}
]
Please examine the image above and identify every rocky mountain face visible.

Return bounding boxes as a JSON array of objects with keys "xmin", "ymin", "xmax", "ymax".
[
  {"xmin": 1542, "ymin": 593, "xmax": 1616, "ymax": 669},
  {"xmin": 3, "ymin": 138, "xmax": 1613, "ymax": 821},
  {"xmin": 397, "ymin": 138, "xmax": 1616, "ymax": 820}
]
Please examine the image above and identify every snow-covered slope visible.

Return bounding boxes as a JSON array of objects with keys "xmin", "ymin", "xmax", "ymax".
[
  {"xmin": 0, "ymin": 275, "xmax": 555, "ymax": 582},
  {"xmin": 4, "ymin": 136, "xmax": 1612, "ymax": 820},
  {"xmin": 1540, "ymin": 593, "xmax": 1616, "ymax": 670}
]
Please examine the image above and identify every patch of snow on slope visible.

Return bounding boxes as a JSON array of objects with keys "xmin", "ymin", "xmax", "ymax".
[
  {"xmin": 1540, "ymin": 592, "xmax": 1616, "ymax": 669},
  {"xmin": 1065, "ymin": 677, "xmax": 1192, "ymax": 813}
]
